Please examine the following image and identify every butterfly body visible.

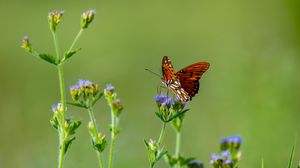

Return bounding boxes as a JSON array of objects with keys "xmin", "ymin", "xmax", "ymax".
[{"xmin": 161, "ymin": 56, "xmax": 209, "ymax": 102}]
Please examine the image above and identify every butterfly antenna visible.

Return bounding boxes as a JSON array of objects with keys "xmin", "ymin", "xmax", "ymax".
[{"xmin": 145, "ymin": 69, "xmax": 161, "ymax": 78}]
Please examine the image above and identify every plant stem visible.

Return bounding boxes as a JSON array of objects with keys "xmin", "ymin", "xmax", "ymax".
[
  {"xmin": 108, "ymin": 111, "xmax": 116, "ymax": 168},
  {"xmin": 87, "ymin": 107, "xmax": 104, "ymax": 168},
  {"xmin": 158, "ymin": 122, "xmax": 167, "ymax": 146},
  {"xmin": 52, "ymin": 30, "xmax": 66, "ymax": 168},
  {"xmin": 67, "ymin": 28, "xmax": 84, "ymax": 53},
  {"xmin": 175, "ymin": 130, "xmax": 181, "ymax": 168}
]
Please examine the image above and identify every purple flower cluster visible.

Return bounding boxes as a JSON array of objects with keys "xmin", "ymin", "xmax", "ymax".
[
  {"xmin": 221, "ymin": 135, "xmax": 242, "ymax": 151},
  {"xmin": 155, "ymin": 94, "xmax": 186, "ymax": 110},
  {"xmin": 70, "ymin": 79, "xmax": 99, "ymax": 101},
  {"xmin": 210, "ymin": 135, "xmax": 242, "ymax": 168}
]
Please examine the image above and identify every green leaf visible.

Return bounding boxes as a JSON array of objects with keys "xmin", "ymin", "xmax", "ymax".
[
  {"xmin": 156, "ymin": 150, "xmax": 168, "ymax": 162},
  {"xmin": 67, "ymin": 101, "xmax": 87, "ymax": 108},
  {"xmin": 64, "ymin": 137, "xmax": 76, "ymax": 154},
  {"xmin": 61, "ymin": 48, "xmax": 81, "ymax": 64},
  {"xmin": 39, "ymin": 53, "xmax": 57, "ymax": 65},
  {"xmin": 92, "ymin": 92, "xmax": 104, "ymax": 106},
  {"xmin": 50, "ymin": 116, "xmax": 59, "ymax": 130},
  {"xmin": 287, "ymin": 134, "xmax": 297, "ymax": 168},
  {"xmin": 166, "ymin": 109, "xmax": 189, "ymax": 122},
  {"xmin": 68, "ymin": 120, "xmax": 82, "ymax": 135},
  {"xmin": 155, "ymin": 111, "xmax": 166, "ymax": 123}
]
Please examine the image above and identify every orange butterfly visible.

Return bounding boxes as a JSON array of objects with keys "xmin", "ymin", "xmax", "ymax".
[{"xmin": 161, "ymin": 56, "xmax": 210, "ymax": 102}]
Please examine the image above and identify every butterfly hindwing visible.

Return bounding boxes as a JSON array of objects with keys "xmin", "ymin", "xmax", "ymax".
[{"xmin": 176, "ymin": 62, "xmax": 210, "ymax": 99}]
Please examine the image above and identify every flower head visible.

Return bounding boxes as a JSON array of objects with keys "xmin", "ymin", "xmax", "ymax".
[
  {"xmin": 210, "ymin": 153, "xmax": 222, "ymax": 166},
  {"xmin": 221, "ymin": 135, "xmax": 242, "ymax": 151},
  {"xmin": 70, "ymin": 85, "xmax": 81, "ymax": 101},
  {"xmin": 188, "ymin": 160, "xmax": 204, "ymax": 168},
  {"xmin": 81, "ymin": 9, "xmax": 96, "ymax": 29},
  {"xmin": 155, "ymin": 94, "xmax": 173, "ymax": 108},
  {"xmin": 48, "ymin": 10, "xmax": 64, "ymax": 31},
  {"xmin": 104, "ymin": 84, "xmax": 115, "ymax": 97},
  {"xmin": 51, "ymin": 103, "xmax": 63, "ymax": 114},
  {"xmin": 77, "ymin": 79, "xmax": 99, "ymax": 97},
  {"xmin": 21, "ymin": 36, "xmax": 33, "ymax": 53}
]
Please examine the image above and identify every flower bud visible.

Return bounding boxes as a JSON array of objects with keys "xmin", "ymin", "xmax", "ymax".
[
  {"xmin": 70, "ymin": 85, "xmax": 81, "ymax": 101},
  {"xmin": 148, "ymin": 139, "xmax": 158, "ymax": 152},
  {"xmin": 21, "ymin": 36, "xmax": 33, "ymax": 53},
  {"xmin": 48, "ymin": 10, "xmax": 64, "ymax": 31},
  {"xmin": 81, "ymin": 9, "xmax": 96, "ymax": 29},
  {"xmin": 112, "ymin": 99, "xmax": 123, "ymax": 117}
]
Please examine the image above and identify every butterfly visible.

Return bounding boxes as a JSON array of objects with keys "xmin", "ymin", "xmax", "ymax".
[{"xmin": 161, "ymin": 56, "xmax": 210, "ymax": 102}]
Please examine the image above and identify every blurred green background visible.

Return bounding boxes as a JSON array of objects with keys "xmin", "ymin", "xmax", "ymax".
[{"xmin": 0, "ymin": 0, "xmax": 299, "ymax": 167}]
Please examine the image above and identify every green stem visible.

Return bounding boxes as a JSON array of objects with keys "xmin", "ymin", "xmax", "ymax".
[
  {"xmin": 67, "ymin": 28, "xmax": 84, "ymax": 53},
  {"xmin": 108, "ymin": 111, "xmax": 116, "ymax": 168},
  {"xmin": 87, "ymin": 107, "xmax": 104, "ymax": 168},
  {"xmin": 52, "ymin": 30, "xmax": 66, "ymax": 168},
  {"xmin": 175, "ymin": 130, "xmax": 181, "ymax": 168},
  {"xmin": 158, "ymin": 123, "xmax": 167, "ymax": 146}
]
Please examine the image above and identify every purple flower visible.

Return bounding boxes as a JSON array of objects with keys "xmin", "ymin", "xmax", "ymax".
[
  {"xmin": 51, "ymin": 103, "xmax": 62, "ymax": 113},
  {"xmin": 104, "ymin": 84, "xmax": 115, "ymax": 97},
  {"xmin": 78, "ymin": 79, "xmax": 94, "ymax": 88},
  {"xmin": 155, "ymin": 94, "xmax": 174, "ymax": 108},
  {"xmin": 70, "ymin": 85, "xmax": 81, "ymax": 101},
  {"xmin": 81, "ymin": 9, "xmax": 96, "ymax": 29},
  {"xmin": 210, "ymin": 153, "xmax": 221, "ymax": 165},
  {"xmin": 221, "ymin": 135, "xmax": 242, "ymax": 151},
  {"xmin": 221, "ymin": 150, "xmax": 231, "ymax": 159},
  {"xmin": 221, "ymin": 135, "xmax": 242, "ymax": 145}
]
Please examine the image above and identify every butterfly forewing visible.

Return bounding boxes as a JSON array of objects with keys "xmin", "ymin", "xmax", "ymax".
[{"xmin": 162, "ymin": 56, "xmax": 191, "ymax": 101}]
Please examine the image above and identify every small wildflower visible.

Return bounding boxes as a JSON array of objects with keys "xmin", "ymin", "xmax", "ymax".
[
  {"xmin": 210, "ymin": 153, "xmax": 222, "ymax": 166},
  {"xmin": 48, "ymin": 10, "xmax": 64, "ymax": 31},
  {"xmin": 21, "ymin": 36, "xmax": 32, "ymax": 53},
  {"xmin": 52, "ymin": 103, "xmax": 63, "ymax": 114},
  {"xmin": 77, "ymin": 79, "xmax": 99, "ymax": 98},
  {"xmin": 112, "ymin": 99, "xmax": 123, "ymax": 117},
  {"xmin": 70, "ymin": 85, "xmax": 81, "ymax": 101},
  {"xmin": 155, "ymin": 94, "xmax": 173, "ymax": 108},
  {"xmin": 188, "ymin": 160, "xmax": 204, "ymax": 168},
  {"xmin": 104, "ymin": 84, "xmax": 115, "ymax": 97},
  {"xmin": 148, "ymin": 139, "xmax": 158, "ymax": 152},
  {"xmin": 81, "ymin": 9, "xmax": 96, "ymax": 29},
  {"xmin": 221, "ymin": 135, "xmax": 242, "ymax": 151}
]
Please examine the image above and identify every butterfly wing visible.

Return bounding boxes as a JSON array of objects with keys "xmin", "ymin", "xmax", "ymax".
[
  {"xmin": 176, "ymin": 62, "xmax": 210, "ymax": 100},
  {"xmin": 162, "ymin": 56, "xmax": 191, "ymax": 101}
]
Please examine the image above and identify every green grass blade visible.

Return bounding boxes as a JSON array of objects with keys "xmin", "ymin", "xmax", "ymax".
[{"xmin": 287, "ymin": 134, "xmax": 297, "ymax": 168}]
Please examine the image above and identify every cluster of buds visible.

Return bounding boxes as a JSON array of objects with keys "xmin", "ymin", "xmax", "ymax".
[
  {"xmin": 48, "ymin": 10, "xmax": 64, "ymax": 31},
  {"xmin": 104, "ymin": 84, "xmax": 123, "ymax": 117},
  {"xmin": 81, "ymin": 9, "xmax": 96, "ymax": 29},
  {"xmin": 144, "ymin": 139, "xmax": 167, "ymax": 167},
  {"xmin": 70, "ymin": 80, "xmax": 100, "ymax": 106},
  {"xmin": 154, "ymin": 94, "xmax": 188, "ymax": 130},
  {"xmin": 50, "ymin": 103, "xmax": 81, "ymax": 154},
  {"xmin": 210, "ymin": 135, "xmax": 242, "ymax": 168},
  {"xmin": 88, "ymin": 121, "xmax": 106, "ymax": 152}
]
